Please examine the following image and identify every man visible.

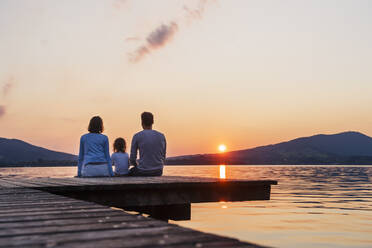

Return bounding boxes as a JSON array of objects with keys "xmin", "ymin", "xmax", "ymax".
[{"xmin": 129, "ymin": 112, "xmax": 166, "ymax": 176}]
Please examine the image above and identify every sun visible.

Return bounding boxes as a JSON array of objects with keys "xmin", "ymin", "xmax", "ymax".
[{"xmin": 218, "ymin": 144, "xmax": 226, "ymax": 152}]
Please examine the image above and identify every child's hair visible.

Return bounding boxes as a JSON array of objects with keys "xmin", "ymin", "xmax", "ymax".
[{"xmin": 113, "ymin": 137, "xmax": 126, "ymax": 153}]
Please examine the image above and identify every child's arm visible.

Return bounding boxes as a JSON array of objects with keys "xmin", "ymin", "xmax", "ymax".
[
  {"xmin": 111, "ymin": 154, "xmax": 115, "ymax": 165},
  {"xmin": 111, "ymin": 154, "xmax": 117, "ymax": 174}
]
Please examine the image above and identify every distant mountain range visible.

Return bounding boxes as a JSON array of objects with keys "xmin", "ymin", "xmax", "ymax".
[
  {"xmin": 166, "ymin": 131, "xmax": 372, "ymax": 165},
  {"xmin": 0, "ymin": 138, "xmax": 77, "ymax": 166},
  {"xmin": 1, "ymin": 131, "xmax": 372, "ymax": 167}
]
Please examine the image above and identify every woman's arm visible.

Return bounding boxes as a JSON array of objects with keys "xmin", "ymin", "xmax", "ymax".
[
  {"xmin": 77, "ymin": 136, "xmax": 84, "ymax": 177},
  {"xmin": 104, "ymin": 137, "xmax": 114, "ymax": 176}
]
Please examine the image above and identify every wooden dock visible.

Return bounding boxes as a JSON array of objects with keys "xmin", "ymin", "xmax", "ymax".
[
  {"xmin": 0, "ymin": 176, "xmax": 277, "ymax": 247},
  {"xmin": 0, "ymin": 176, "xmax": 277, "ymax": 220}
]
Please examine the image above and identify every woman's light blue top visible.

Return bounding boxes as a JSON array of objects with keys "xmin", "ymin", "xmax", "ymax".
[
  {"xmin": 77, "ymin": 133, "xmax": 114, "ymax": 177},
  {"xmin": 111, "ymin": 152, "xmax": 129, "ymax": 175}
]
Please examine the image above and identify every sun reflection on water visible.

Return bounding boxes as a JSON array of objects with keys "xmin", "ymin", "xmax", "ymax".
[{"xmin": 219, "ymin": 165, "xmax": 226, "ymax": 179}]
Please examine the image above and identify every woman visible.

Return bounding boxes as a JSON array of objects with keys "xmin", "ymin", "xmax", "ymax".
[{"xmin": 77, "ymin": 116, "xmax": 114, "ymax": 177}]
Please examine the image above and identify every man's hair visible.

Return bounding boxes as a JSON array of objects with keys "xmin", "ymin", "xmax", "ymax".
[
  {"xmin": 88, "ymin": 116, "xmax": 104, "ymax": 133},
  {"xmin": 141, "ymin": 112, "xmax": 154, "ymax": 127}
]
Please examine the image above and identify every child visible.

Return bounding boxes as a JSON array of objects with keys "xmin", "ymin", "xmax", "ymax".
[{"xmin": 111, "ymin": 137, "xmax": 129, "ymax": 176}]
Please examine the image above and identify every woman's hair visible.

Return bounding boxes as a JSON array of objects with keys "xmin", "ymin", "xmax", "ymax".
[
  {"xmin": 88, "ymin": 116, "xmax": 104, "ymax": 133},
  {"xmin": 113, "ymin": 138, "xmax": 126, "ymax": 153}
]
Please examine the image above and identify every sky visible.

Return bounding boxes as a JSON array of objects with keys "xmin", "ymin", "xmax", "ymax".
[{"xmin": 0, "ymin": 0, "xmax": 372, "ymax": 156}]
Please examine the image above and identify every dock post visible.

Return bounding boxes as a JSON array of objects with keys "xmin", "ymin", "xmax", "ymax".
[{"xmin": 123, "ymin": 204, "xmax": 191, "ymax": 221}]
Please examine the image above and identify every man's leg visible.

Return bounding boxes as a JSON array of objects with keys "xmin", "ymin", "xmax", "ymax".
[
  {"xmin": 139, "ymin": 169, "xmax": 162, "ymax": 176},
  {"xmin": 128, "ymin": 167, "xmax": 162, "ymax": 177},
  {"xmin": 128, "ymin": 166, "xmax": 138, "ymax": 176}
]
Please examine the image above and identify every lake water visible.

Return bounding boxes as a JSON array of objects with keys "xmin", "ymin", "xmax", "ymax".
[{"xmin": 0, "ymin": 165, "xmax": 371, "ymax": 248}]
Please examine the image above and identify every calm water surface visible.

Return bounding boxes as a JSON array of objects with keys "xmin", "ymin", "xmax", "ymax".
[{"xmin": 1, "ymin": 165, "xmax": 371, "ymax": 248}]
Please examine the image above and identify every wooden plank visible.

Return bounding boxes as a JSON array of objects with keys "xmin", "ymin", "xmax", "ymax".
[
  {"xmin": 163, "ymin": 241, "xmax": 264, "ymax": 248},
  {"xmin": 0, "ymin": 200, "xmax": 98, "ymax": 208},
  {"xmin": 0, "ymin": 192, "xmax": 86, "ymax": 200},
  {"xmin": 0, "ymin": 211, "xmax": 135, "ymax": 223},
  {"xmin": 0, "ymin": 179, "xmax": 21, "ymax": 188},
  {"xmin": 2, "ymin": 176, "xmax": 277, "ymax": 190},
  {"xmin": 0, "ymin": 219, "xmax": 169, "ymax": 237},
  {"xmin": 0, "ymin": 204, "xmax": 109, "ymax": 214},
  {"xmin": 0, "ymin": 179, "xmax": 43, "ymax": 188},
  {"xmin": 0, "ymin": 195, "xmax": 90, "ymax": 205},
  {"xmin": 1, "ymin": 178, "xmax": 70, "ymax": 188},
  {"xmin": 0, "ymin": 198, "xmax": 86, "ymax": 205},
  {"xmin": 0, "ymin": 215, "xmax": 155, "ymax": 229},
  {"xmin": 0, "ymin": 199, "xmax": 83, "ymax": 206},
  {"xmin": 0, "ymin": 208, "xmax": 118, "ymax": 218},
  {"xmin": 30, "ymin": 178, "xmax": 95, "ymax": 186},
  {"xmin": 0, "ymin": 225, "xmax": 175, "ymax": 247},
  {"xmin": 0, "ymin": 191, "xmax": 74, "ymax": 199},
  {"xmin": 0, "ymin": 226, "xmax": 223, "ymax": 247},
  {"xmin": 44, "ymin": 178, "xmax": 113, "ymax": 186},
  {"xmin": 0, "ymin": 227, "xmax": 260, "ymax": 248},
  {"xmin": 0, "ymin": 189, "xmax": 45, "ymax": 195},
  {"xmin": 52, "ymin": 230, "xmax": 250, "ymax": 248}
]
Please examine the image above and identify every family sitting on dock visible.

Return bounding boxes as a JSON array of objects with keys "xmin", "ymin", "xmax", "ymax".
[{"xmin": 77, "ymin": 112, "xmax": 166, "ymax": 177}]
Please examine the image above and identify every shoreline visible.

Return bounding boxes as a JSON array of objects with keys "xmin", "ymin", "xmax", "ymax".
[{"xmin": 1, "ymin": 164, "xmax": 372, "ymax": 168}]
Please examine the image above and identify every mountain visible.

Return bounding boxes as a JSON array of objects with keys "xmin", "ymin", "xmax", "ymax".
[
  {"xmin": 2, "ymin": 131, "xmax": 372, "ymax": 167},
  {"xmin": 166, "ymin": 131, "xmax": 372, "ymax": 165},
  {"xmin": 0, "ymin": 138, "xmax": 77, "ymax": 166}
]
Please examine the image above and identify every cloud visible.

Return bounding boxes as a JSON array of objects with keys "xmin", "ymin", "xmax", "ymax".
[
  {"xmin": 0, "ymin": 76, "xmax": 15, "ymax": 118},
  {"xmin": 125, "ymin": 36, "xmax": 141, "ymax": 42},
  {"xmin": 128, "ymin": 0, "xmax": 214, "ymax": 63},
  {"xmin": 113, "ymin": 0, "xmax": 128, "ymax": 9},
  {"xmin": 183, "ymin": 0, "xmax": 211, "ymax": 21},
  {"xmin": 129, "ymin": 22, "xmax": 178, "ymax": 63},
  {"xmin": 2, "ymin": 76, "xmax": 15, "ymax": 97},
  {"xmin": 0, "ymin": 105, "xmax": 5, "ymax": 118},
  {"xmin": 146, "ymin": 22, "xmax": 178, "ymax": 49}
]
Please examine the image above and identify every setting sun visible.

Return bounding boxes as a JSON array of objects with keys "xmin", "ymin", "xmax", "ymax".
[{"xmin": 218, "ymin": 144, "xmax": 226, "ymax": 152}]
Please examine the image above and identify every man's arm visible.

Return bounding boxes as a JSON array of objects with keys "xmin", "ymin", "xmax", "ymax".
[
  {"xmin": 162, "ymin": 135, "xmax": 167, "ymax": 161},
  {"xmin": 129, "ymin": 135, "xmax": 138, "ymax": 166}
]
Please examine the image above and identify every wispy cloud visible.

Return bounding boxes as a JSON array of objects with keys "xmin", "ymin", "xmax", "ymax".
[
  {"xmin": 129, "ymin": 22, "xmax": 178, "ymax": 63},
  {"xmin": 2, "ymin": 76, "xmax": 15, "ymax": 97},
  {"xmin": 113, "ymin": 0, "xmax": 128, "ymax": 9},
  {"xmin": 183, "ymin": 0, "xmax": 211, "ymax": 21},
  {"xmin": 125, "ymin": 36, "xmax": 141, "ymax": 42},
  {"xmin": 128, "ymin": 0, "xmax": 214, "ymax": 63},
  {"xmin": 0, "ymin": 105, "xmax": 5, "ymax": 118},
  {"xmin": 0, "ymin": 76, "xmax": 16, "ymax": 118}
]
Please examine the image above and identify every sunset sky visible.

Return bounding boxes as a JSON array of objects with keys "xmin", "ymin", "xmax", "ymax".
[{"xmin": 1, "ymin": 0, "xmax": 372, "ymax": 156}]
